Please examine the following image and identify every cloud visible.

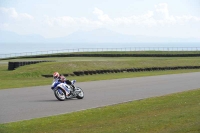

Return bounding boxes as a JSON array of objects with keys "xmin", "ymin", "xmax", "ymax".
[
  {"xmin": 89, "ymin": 5, "xmax": 200, "ymax": 27},
  {"xmin": 93, "ymin": 8, "xmax": 113, "ymax": 23},
  {"xmin": 1, "ymin": 4, "xmax": 199, "ymax": 38},
  {"xmin": 0, "ymin": 4, "xmax": 199, "ymax": 28},
  {"xmin": 154, "ymin": 3, "xmax": 200, "ymax": 25},
  {"xmin": 45, "ymin": 15, "xmax": 102, "ymax": 29},
  {"xmin": 0, "ymin": 7, "xmax": 34, "ymax": 20},
  {"xmin": 113, "ymin": 10, "xmax": 155, "ymax": 26},
  {"xmin": 155, "ymin": 3, "xmax": 169, "ymax": 19},
  {"xmin": 45, "ymin": 16, "xmax": 75, "ymax": 27}
]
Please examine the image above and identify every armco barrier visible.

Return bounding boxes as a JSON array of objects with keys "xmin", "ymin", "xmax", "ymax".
[
  {"xmin": 6, "ymin": 53, "xmax": 200, "ymax": 59},
  {"xmin": 41, "ymin": 65, "xmax": 200, "ymax": 77},
  {"xmin": 63, "ymin": 54, "xmax": 200, "ymax": 57},
  {"xmin": 8, "ymin": 60, "xmax": 53, "ymax": 70}
]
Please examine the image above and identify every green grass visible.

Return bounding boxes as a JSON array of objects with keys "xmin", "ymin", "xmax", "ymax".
[
  {"xmin": 1, "ymin": 88, "xmax": 199, "ymax": 133},
  {"xmin": 1, "ymin": 69, "xmax": 200, "ymax": 90},
  {"xmin": 0, "ymin": 53, "xmax": 199, "ymax": 132},
  {"xmin": 1, "ymin": 57, "xmax": 200, "ymax": 89},
  {"xmin": 2, "ymin": 57, "xmax": 200, "ymax": 75}
]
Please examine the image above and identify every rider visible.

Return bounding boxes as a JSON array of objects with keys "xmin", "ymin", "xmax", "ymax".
[
  {"xmin": 53, "ymin": 72, "xmax": 61, "ymax": 82},
  {"xmin": 53, "ymin": 72, "xmax": 73, "ymax": 85},
  {"xmin": 60, "ymin": 74, "xmax": 76, "ymax": 93},
  {"xmin": 51, "ymin": 72, "xmax": 70, "ymax": 95}
]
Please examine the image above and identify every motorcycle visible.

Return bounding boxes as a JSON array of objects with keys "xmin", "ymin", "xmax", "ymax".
[{"xmin": 52, "ymin": 80, "xmax": 84, "ymax": 101}]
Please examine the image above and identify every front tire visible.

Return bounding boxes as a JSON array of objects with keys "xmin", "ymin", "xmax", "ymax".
[
  {"xmin": 54, "ymin": 88, "xmax": 66, "ymax": 101},
  {"xmin": 76, "ymin": 87, "xmax": 84, "ymax": 99}
]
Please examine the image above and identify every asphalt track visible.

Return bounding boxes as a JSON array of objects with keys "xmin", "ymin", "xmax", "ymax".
[{"xmin": 0, "ymin": 72, "xmax": 200, "ymax": 124}]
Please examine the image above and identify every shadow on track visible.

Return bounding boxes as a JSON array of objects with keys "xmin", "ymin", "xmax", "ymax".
[
  {"xmin": 33, "ymin": 99, "xmax": 59, "ymax": 102},
  {"xmin": 33, "ymin": 98, "xmax": 81, "ymax": 102}
]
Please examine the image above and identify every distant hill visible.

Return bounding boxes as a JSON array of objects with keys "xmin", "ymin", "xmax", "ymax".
[
  {"xmin": 51, "ymin": 28, "xmax": 200, "ymax": 43},
  {"xmin": 51, "ymin": 28, "xmax": 136, "ymax": 43},
  {"xmin": 0, "ymin": 29, "xmax": 200, "ymax": 43},
  {"xmin": 0, "ymin": 30, "xmax": 46, "ymax": 43}
]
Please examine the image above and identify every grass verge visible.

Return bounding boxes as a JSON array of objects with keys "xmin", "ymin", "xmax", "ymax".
[
  {"xmin": 1, "ymin": 56, "xmax": 200, "ymax": 89},
  {"xmin": 0, "ymin": 89, "xmax": 199, "ymax": 133},
  {"xmin": 0, "ymin": 69, "xmax": 200, "ymax": 90}
]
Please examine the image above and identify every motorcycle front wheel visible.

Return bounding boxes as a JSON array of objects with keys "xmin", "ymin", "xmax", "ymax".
[
  {"xmin": 75, "ymin": 87, "xmax": 84, "ymax": 99},
  {"xmin": 54, "ymin": 88, "xmax": 66, "ymax": 101}
]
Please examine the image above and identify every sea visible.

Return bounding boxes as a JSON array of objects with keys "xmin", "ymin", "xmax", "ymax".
[{"xmin": 1, "ymin": 42, "xmax": 200, "ymax": 56}]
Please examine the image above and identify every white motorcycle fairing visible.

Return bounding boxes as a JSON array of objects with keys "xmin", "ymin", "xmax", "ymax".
[{"xmin": 52, "ymin": 80, "xmax": 84, "ymax": 101}]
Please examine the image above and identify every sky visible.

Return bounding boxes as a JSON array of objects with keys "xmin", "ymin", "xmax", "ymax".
[{"xmin": 0, "ymin": 0, "xmax": 200, "ymax": 39}]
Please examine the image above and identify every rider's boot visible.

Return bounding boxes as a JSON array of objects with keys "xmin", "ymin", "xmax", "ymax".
[{"xmin": 72, "ymin": 85, "xmax": 75, "ymax": 92}]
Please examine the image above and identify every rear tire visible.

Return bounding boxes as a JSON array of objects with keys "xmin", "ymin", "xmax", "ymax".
[{"xmin": 54, "ymin": 88, "xmax": 66, "ymax": 101}]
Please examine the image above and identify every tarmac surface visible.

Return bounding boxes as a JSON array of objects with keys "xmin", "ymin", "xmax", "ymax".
[{"xmin": 0, "ymin": 72, "xmax": 200, "ymax": 123}]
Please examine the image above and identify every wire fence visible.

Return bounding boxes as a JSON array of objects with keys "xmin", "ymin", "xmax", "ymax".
[{"xmin": 1, "ymin": 47, "xmax": 200, "ymax": 59}]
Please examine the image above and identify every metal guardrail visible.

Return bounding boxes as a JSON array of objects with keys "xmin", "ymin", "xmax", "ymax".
[{"xmin": 1, "ymin": 47, "xmax": 200, "ymax": 59}]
